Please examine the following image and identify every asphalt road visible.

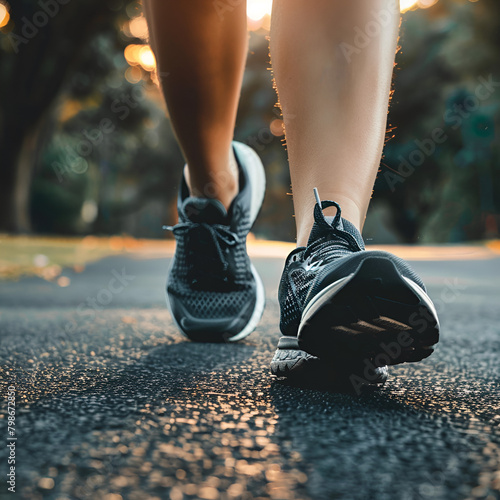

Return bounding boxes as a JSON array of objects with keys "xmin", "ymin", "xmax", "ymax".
[{"xmin": 1, "ymin": 251, "xmax": 499, "ymax": 500}]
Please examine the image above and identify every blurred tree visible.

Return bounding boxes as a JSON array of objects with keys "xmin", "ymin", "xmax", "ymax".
[
  {"xmin": 376, "ymin": 0, "xmax": 500, "ymax": 242},
  {"xmin": 0, "ymin": 0, "xmax": 138, "ymax": 232},
  {"xmin": 30, "ymin": 28, "xmax": 178, "ymax": 235}
]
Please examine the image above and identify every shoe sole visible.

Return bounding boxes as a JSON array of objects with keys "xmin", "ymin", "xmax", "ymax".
[
  {"xmin": 166, "ymin": 141, "xmax": 266, "ymax": 342},
  {"xmin": 297, "ymin": 256, "xmax": 440, "ymax": 366},
  {"xmin": 270, "ymin": 335, "xmax": 389, "ymax": 387}
]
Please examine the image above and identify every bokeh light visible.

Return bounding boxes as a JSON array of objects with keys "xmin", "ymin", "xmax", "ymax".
[
  {"xmin": 270, "ymin": 118, "xmax": 284, "ymax": 137},
  {"xmin": 124, "ymin": 43, "xmax": 156, "ymax": 73},
  {"xmin": 125, "ymin": 65, "xmax": 142, "ymax": 84},
  {"xmin": 0, "ymin": 2, "xmax": 10, "ymax": 28},
  {"xmin": 128, "ymin": 15, "xmax": 148, "ymax": 40},
  {"xmin": 124, "ymin": 44, "xmax": 142, "ymax": 66},
  {"xmin": 138, "ymin": 45, "xmax": 156, "ymax": 71}
]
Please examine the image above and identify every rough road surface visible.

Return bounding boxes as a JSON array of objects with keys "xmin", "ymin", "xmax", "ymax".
[{"xmin": 1, "ymin": 250, "xmax": 499, "ymax": 500}]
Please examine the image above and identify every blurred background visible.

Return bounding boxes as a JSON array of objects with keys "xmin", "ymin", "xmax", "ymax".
[{"xmin": 0, "ymin": 0, "xmax": 499, "ymax": 245}]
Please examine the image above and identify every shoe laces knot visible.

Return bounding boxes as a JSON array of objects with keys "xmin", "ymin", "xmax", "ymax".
[{"xmin": 164, "ymin": 222, "xmax": 240, "ymax": 287}]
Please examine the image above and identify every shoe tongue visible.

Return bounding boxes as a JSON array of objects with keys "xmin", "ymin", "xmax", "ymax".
[
  {"xmin": 307, "ymin": 215, "xmax": 365, "ymax": 250},
  {"xmin": 181, "ymin": 197, "xmax": 228, "ymax": 224}
]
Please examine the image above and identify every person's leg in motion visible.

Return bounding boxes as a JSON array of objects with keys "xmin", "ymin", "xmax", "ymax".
[
  {"xmin": 144, "ymin": 0, "xmax": 246, "ymax": 208},
  {"xmin": 270, "ymin": 0, "xmax": 440, "ymax": 383},
  {"xmin": 272, "ymin": 0, "xmax": 399, "ymax": 245},
  {"xmin": 144, "ymin": 1, "xmax": 266, "ymax": 342}
]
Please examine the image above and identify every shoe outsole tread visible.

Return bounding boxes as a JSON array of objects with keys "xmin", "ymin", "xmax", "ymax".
[{"xmin": 297, "ymin": 256, "xmax": 440, "ymax": 367}]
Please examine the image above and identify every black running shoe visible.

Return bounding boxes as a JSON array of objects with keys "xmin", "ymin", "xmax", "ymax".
[
  {"xmin": 271, "ymin": 189, "xmax": 440, "ymax": 388},
  {"xmin": 166, "ymin": 141, "xmax": 266, "ymax": 342}
]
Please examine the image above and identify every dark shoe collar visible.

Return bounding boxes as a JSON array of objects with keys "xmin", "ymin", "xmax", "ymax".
[{"xmin": 307, "ymin": 188, "xmax": 365, "ymax": 253}]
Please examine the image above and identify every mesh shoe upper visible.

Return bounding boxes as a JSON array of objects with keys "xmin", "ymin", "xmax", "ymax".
[
  {"xmin": 279, "ymin": 198, "xmax": 426, "ymax": 337},
  {"xmin": 168, "ymin": 196, "xmax": 255, "ymax": 312}
]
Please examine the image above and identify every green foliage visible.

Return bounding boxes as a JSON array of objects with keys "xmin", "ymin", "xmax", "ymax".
[{"xmin": 376, "ymin": 0, "xmax": 500, "ymax": 242}]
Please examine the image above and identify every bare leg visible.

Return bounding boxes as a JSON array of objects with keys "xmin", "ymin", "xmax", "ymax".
[
  {"xmin": 271, "ymin": 0, "xmax": 400, "ymax": 245},
  {"xmin": 144, "ymin": 0, "xmax": 248, "ymax": 209}
]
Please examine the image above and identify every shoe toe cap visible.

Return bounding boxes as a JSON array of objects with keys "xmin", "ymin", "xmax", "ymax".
[{"xmin": 168, "ymin": 291, "xmax": 256, "ymax": 342}]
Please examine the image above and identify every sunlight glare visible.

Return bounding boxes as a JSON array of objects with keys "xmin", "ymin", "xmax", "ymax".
[
  {"xmin": 247, "ymin": 0, "xmax": 272, "ymax": 21},
  {"xmin": 400, "ymin": 0, "xmax": 419, "ymax": 12},
  {"xmin": 246, "ymin": 0, "xmax": 427, "ymax": 22}
]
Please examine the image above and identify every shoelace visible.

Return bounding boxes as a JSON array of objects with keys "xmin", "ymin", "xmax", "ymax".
[
  {"xmin": 163, "ymin": 222, "xmax": 240, "ymax": 285},
  {"xmin": 303, "ymin": 188, "xmax": 363, "ymax": 266}
]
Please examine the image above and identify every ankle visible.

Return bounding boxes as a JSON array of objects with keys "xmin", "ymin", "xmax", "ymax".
[{"xmin": 184, "ymin": 150, "xmax": 239, "ymax": 210}]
